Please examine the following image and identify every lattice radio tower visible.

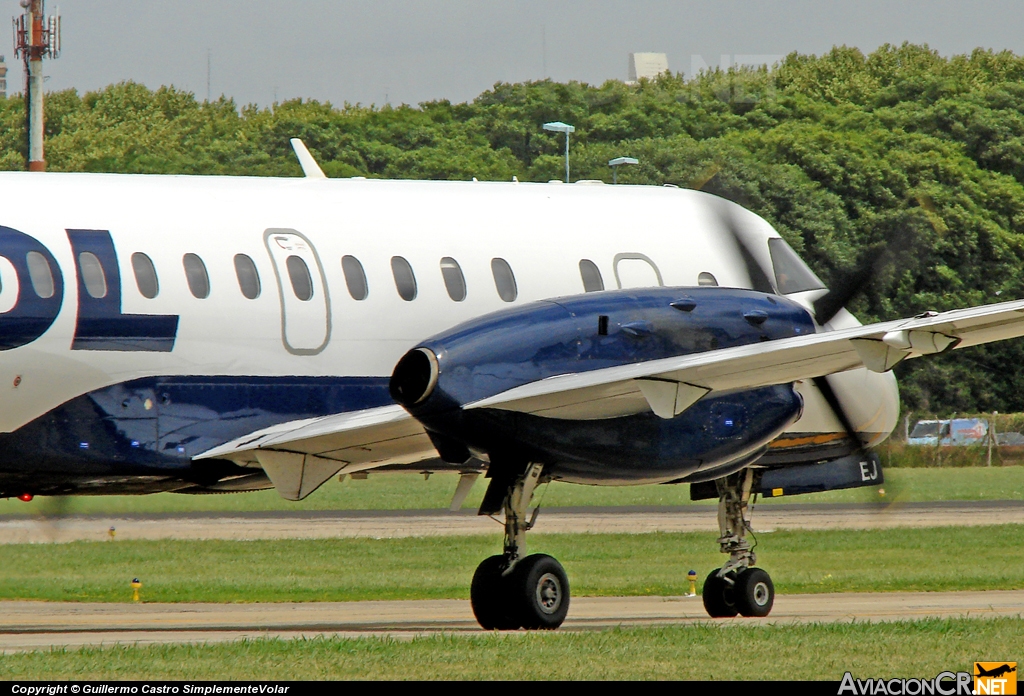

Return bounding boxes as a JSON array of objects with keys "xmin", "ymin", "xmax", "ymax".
[{"xmin": 13, "ymin": 0, "xmax": 60, "ymax": 172}]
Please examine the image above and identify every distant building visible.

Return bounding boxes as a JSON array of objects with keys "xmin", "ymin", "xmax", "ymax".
[
  {"xmin": 0, "ymin": 55, "xmax": 7, "ymax": 98},
  {"xmin": 628, "ymin": 53, "xmax": 669, "ymax": 82}
]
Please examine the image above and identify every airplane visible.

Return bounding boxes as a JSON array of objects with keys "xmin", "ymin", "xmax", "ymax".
[
  {"xmin": 975, "ymin": 665, "xmax": 1016, "ymax": 679},
  {"xmin": 2, "ymin": 139, "xmax": 1024, "ymax": 631}
]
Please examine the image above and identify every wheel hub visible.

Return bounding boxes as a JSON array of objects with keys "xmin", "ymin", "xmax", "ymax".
[
  {"xmin": 535, "ymin": 572, "xmax": 562, "ymax": 614},
  {"xmin": 752, "ymin": 581, "xmax": 770, "ymax": 607}
]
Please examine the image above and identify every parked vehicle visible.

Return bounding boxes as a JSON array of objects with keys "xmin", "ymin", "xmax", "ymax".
[{"xmin": 907, "ymin": 418, "xmax": 989, "ymax": 446}]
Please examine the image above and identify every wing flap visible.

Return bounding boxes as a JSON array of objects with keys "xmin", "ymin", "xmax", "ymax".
[
  {"xmin": 195, "ymin": 404, "xmax": 436, "ymax": 471},
  {"xmin": 254, "ymin": 451, "xmax": 344, "ymax": 501},
  {"xmin": 636, "ymin": 379, "xmax": 711, "ymax": 418}
]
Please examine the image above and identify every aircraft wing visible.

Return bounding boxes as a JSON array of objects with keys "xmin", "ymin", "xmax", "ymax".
[
  {"xmin": 194, "ymin": 405, "xmax": 436, "ymax": 500},
  {"xmin": 193, "ymin": 299, "xmax": 1024, "ymax": 497},
  {"xmin": 467, "ymin": 299, "xmax": 1024, "ymax": 420}
]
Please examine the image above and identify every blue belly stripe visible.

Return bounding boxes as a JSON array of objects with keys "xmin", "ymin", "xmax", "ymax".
[{"xmin": 0, "ymin": 376, "xmax": 393, "ymax": 477}]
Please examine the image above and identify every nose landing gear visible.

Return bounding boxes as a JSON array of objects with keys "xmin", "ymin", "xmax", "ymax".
[
  {"xmin": 702, "ymin": 468, "xmax": 775, "ymax": 618},
  {"xmin": 469, "ymin": 462, "xmax": 570, "ymax": 630}
]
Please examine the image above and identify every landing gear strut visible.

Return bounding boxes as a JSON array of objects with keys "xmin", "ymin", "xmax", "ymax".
[
  {"xmin": 470, "ymin": 462, "xmax": 570, "ymax": 630},
  {"xmin": 702, "ymin": 468, "xmax": 775, "ymax": 618}
]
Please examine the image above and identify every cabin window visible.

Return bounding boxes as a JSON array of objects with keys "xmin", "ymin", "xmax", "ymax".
[
  {"xmin": 391, "ymin": 256, "xmax": 417, "ymax": 301},
  {"xmin": 491, "ymin": 258, "xmax": 517, "ymax": 302},
  {"xmin": 233, "ymin": 254, "xmax": 261, "ymax": 300},
  {"xmin": 131, "ymin": 253, "xmax": 159, "ymax": 299},
  {"xmin": 579, "ymin": 259, "xmax": 604, "ymax": 292},
  {"xmin": 342, "ymin": 255, "xmax": 368, "ymax": 300},
  {"xmin": 286, "ymin": 255, "xmax": 314, "ymax": 301},
  {"xmin": 183, "ymin": 253, "xmax": 210, "ymax": 299},
  {"xmin": 440, "ymin": 257, "xmax": 467, "ymax": 302},
  {"xmin": 698, "ymin": 272, "xmax": 719, "ymax": 287},
  {"xmin": 78, "ymin": 252, "xmax": 108, "ymax": 299},
  {"xmin": 26, "ymin": 251, "xmax": 54, "ymax": 299},
  {"xmin": 768, "ymin": 238, "xmax": 826, "ymax": 295}
]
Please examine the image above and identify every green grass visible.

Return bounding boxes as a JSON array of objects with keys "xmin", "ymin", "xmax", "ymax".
[
  {"xmin": 1, "ymin": 619, "xmax": 1021, "ymax": 680},
  {"xmin": 0, "ymin": 526, "xmax": 1020, "ymax": 603},
  {"xmin": 2, "ymin": 466, "xmax": 1022, "ymax": 518}
]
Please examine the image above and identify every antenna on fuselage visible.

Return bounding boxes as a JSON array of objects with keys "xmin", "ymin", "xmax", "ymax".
[{"xmin": 290, "ymin": 138, "xmax": 327, "ymax": 179}]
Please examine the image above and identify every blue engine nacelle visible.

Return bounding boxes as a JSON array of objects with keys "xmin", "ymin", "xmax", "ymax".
[{"xmin": 391, "ymin": 287, "xmax": 815, "ymax": 484}]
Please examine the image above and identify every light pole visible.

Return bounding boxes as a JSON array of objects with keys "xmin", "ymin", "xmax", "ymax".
[
  {"xmin": 543, "ymin": 121, "xmax": 575, "ymax": 183},
  {"xmin": 608, "ymin": 156, "xmax": 638, "ymax": 184}
]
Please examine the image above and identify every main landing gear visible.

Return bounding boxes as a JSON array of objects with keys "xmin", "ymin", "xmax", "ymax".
[
  {"xmin": 702, "ymin": 468, "xmax": 775, "ymax": 618},
  {"xmin": 467, "ymin": 461, "xmax": 773, "ymax": 628},
  {"xmin": 470, "ymin": 462, "xmax": 570, "ymax": 630}
]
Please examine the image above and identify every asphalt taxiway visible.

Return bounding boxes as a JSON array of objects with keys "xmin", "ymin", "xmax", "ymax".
[
  {"xmin": 1, "ymin": 590, "xmax": 1021, "ymax": 653},
  {"xmin": 1, "ymin": 500, "xmax": 1021, "ymax": 544},
  {"xmin": 1, "ymin": 501, "xmax": 1020, "ymax": 653}
]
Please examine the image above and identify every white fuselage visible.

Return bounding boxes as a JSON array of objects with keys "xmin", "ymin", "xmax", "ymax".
[{"xmin": 0, "ymin": 172, "xmax": 898, "ymax": 450}]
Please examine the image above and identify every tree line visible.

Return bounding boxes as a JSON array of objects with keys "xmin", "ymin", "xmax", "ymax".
[{"xmin": 3, "ymin": 42, "xmax": 1024, "ymax": 415}]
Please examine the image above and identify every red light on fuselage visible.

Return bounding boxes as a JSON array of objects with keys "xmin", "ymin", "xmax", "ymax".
[{"xmin": 17, "ymin": 493, "xmax": 33, "ymax": 502}]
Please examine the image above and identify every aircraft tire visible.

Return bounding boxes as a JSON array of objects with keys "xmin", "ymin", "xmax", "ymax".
[
  {"xmin": 733, "ymin": 567, "xmax": 774, "ymax": 617},
  {"xmin": 702, "ymin": 569, "xmax": 739, "ymax": 618},
  {"xmin": 470, "ymin": 555, "xmax": 521, "ymax": 630},
  {"xmin": 512, "ymin": 554, "xmax": 570, "ymax": 630}
]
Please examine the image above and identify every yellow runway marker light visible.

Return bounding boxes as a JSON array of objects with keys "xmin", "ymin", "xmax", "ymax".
[
  {"xmin": 131, "ymin": 578, "xmax": 142, "ymax": 603},
  {"xmin": 108, "ymin": 526, "xmax": 116, "ymax": 540},
  {"xmin": 687, "ymin": 570, "xmax": 697, "ymax": 597}
]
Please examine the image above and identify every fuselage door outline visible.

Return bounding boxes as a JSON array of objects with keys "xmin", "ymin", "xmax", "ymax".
[
  {"xmin": 263, "ymin": 228, "xmax": 331, "ymax": 356},
  {"xmin": 613, "ymin": 253, "xmax": 664, "ymax": 289}
]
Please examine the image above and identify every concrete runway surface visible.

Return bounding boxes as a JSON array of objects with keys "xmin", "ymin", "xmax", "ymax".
[
  {"xmin": 1, "ymin": 500, "xmax": 1021, "ymax": 544},
  {"xmin": 1, "ymin": 590, "xmax": 1021, "ymax": 653}
]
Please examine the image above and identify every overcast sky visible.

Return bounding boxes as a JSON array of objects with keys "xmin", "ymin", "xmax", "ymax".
[{"xmin": 2, "ymin": 1, "xmax": 1024, "ymax": 108}]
